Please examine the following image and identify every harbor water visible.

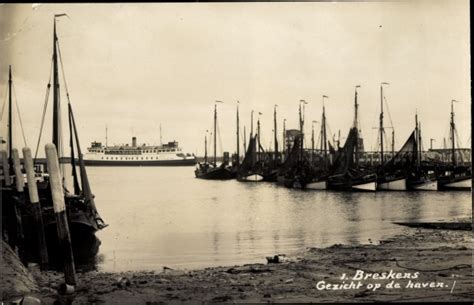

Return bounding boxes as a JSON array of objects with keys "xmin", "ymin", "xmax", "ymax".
[{"xmin": 67, "ymin": 166, "xmax": 471, "ymax": 272}]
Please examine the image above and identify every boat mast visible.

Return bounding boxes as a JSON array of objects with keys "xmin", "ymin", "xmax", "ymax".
[
  {"xmin": 236, "ymin": 102, "xmax": 240, "ymax": 165},
  {"xmin": 243, "ymin": 125, "xmax": 246, "ymax": 154},
  {"xmin": 160, "ymin": 123, "xmax": 162, "ymax": 145},
  {"xmin": 52, "ymin": 18, "xmax": 60, "ymax": 155},
  {"xmin": 273, "ymin": 105, "xmax": 278, "ymax": 162},
  {"xmin": 321, "ymin": 96, "xmax": 328, "ymax": 165},
  {"xmin": 283, "ymin": 119, "xmax": 286, "ymax": 156},
  {"xmin": 250, "ymin": 110, "xmax": 254, "ymax": 139},
  {"xmin": 379, "ymin": 83, "xmax": 388, "ymax": 166},
  {"xmin": 204, "ymin": 132, "xmax": 208, "ymax": 163},
  {"xmin": 213, "ymin": 104, "xmax": 217, "ymax": 167},
  {"xmin": 391, "ymin": 129, "xmax": 395, "ymax": 158},
  {"xmin": 105, "ymin": 125, "xmax": 108, "ymax": 147},
  {"xmin": 8, "ymin": 66, "xmax": 12, "ymax": 171},
  {"xmin": 299, "ymin": 100, "xmax": 305, "ymax": 160},
  {"xmin": 450, "ymin": 100, "xmax": 457, "ymax": 166},
  {"xmin": 257, "ymin": 115, "xmax": 261, "ymax": 161},
  {"xmin": 415, "ymin": 112, "xmax": 421, "ymax": 169},
  {"xmin": 354, "ymin": 86, "xmax": 360, "ymax": 166},
  {"xmin": 311, "ymin": 121, "xmax": 315, "ymax": 162}
]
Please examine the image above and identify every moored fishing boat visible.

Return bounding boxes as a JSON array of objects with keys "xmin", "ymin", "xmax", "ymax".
[
  {"xmin": 406, "ymin": 113, "xmax": 437, "ymax": 191},
  {"xmin": 195, "ymin": 102, "xmax": 233, "ymax": 180},
  {"xmin": 436, "ymin": 100, "xmax": 471, "ymax": 191},
  {"xmin": 375, "ymin": 83, "xmax": 408, "ymax": 191},
  {"xmin": 30, "ymin": 16, "xmax": 107, "ymax": 267}
]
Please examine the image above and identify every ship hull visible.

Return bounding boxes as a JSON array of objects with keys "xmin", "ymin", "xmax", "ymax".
[
  {"xmin": 437, "ymin": 176, "xmax": 471, "ymax": 191},
  {"xmin": 328, "ymin": 174, "xmax": 377, "ymax": 192},
  {"xmin": 407, "ymin": 178, "xmax": 437, "ymax": 191},
  {"xmin": 377, "ymin": 178, "xmax": 407, "ymax": 191},
  {"xmin": 83, "ymin": 158, "xmax": 197, "ymax": 166},
  {"xmin": 237, "ymin": 174, "xmax": 264, "ymax": 182},
  {"xmin": 195, "ymin": 166, "xmax": 234, "ymax": 180},
  {"xmin": 305, "ymin": 180, "xmax": 327, "ymax": 190}
]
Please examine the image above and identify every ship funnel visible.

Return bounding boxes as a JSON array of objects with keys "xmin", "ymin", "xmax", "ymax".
[{"xmin": 132, "ymin": 137, "xmax": 137, "ymax": 147}]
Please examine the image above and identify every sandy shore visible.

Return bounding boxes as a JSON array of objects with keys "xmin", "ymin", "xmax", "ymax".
[{"xmin": 2, "ymin": 227, "xmax": 473, "ymax": 304}]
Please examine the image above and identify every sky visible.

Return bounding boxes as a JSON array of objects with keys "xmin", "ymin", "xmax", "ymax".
[{"xmin": 0, "ymin": 1, "xmax": 470, "ymax": 157}]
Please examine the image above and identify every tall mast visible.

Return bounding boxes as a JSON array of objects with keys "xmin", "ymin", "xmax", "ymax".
[
  {"xmin": 283, "ymin": 119, "xmax": 286, "ymax": 155},
  {"xmin": 236, "ymin": 102, "xmax": 240, "ymax": 165},
  {"xmin": 311, "ymin": 121, "xmax": 315, "ymax": 162},
  {"xmin": 299, "ymin": 100, "xmax": 306, "ymax": 160},
  {"xmin": 419, "ymin": 121, "xmax": 422, "ymax": 165},
  {"xmin": 354, "ymin": 86, "xmax": 360, "ymax": 166},
  {"xmin": 250, "ymin": 110, "xmax": 254, "ymax": 139},
  {"xmin": 243, "ymin": 125, "xmax": 246, "ymax": 153},
  {"xmin": 415, "ymin": 113, "xmax": 418, "ymax": 168},
  {"xmin": 52, "ymin": 18, "xmax": 60, "ymax": 154},
  {"xmin": 105, "ymin": 125, "xmax": 108, "ymax": 147},
  {"xmin": 204, "ymin": 132, "xmax": 208, "ymax": 163},
  {"xmin": 8, "ymin": 66, "xmax": 12, "ymax": 170},
  {"xmin": 213, "ymin": 104, "xmax": 217, "ymax": 167},
  {"xmin": 450, "ymin": 100, "xmax": 457, "ymax": 166},
  {"xmin": 257, "ymin": 116, "xmax": 261, "ymax": 160},
  {"xmin": 379, "ymin": 83, "xmax": 385, "ymax": 165},
  {"xmin": 391, "ymin": 129, "xmax": 395, "ymax": 158},
  {"xmin": 322, "ymin": 96, "xmax": 328, "ymax": 164},
  {"xmin": 160, "ymin": 123, "xmax": 162, "ymax": 145},
  {"xmin": 273, "ymin": 105, "xmax": 278, "ymax": 161}
]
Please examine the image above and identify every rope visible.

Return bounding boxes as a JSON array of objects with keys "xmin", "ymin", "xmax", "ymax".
[
  {"xmin": 34, "ymin": 57, "xmax": 53, "ymax": 160},
  {"xmin": 0, "ymin": 85, "xmax": 7, "ymax": 120},
  {"xmin": 216, "ymin": 117, "xmax": 223, "ymax": 157},
  {"xmin": 57, "ymin": 40, "xmax": 72, "ymax": 104},
  {"xmin": 12, "ymin": 83, "xmax": 28, "ymax": 147}
]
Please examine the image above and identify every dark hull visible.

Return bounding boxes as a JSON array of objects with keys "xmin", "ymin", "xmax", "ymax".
[
  {"xmin": 437, "ymin": 175, "xmax": 471, "ymax": 191},
  {"xmin": 327, "ymin": 173, "xmax": 377, "ymax": 191},
  {"xmin": 83, "ymin": 159, "xmax": 197, "ymax": 166},
  {"xmin": 195, "ymin": 166, "xmax": 234, "ymax": 180}
]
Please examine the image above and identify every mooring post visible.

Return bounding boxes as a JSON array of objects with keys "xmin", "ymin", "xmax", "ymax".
[
  {"xmin": 12, "ymin": 148, "xmax": 26, "ymax": 261},
  {"xmin": 1, "ymin": 150, "xmax": 11, "ymax": 186},
  {"xmin": 23, "ymin": 147, "xmax": 49, "ymax": 269},
  {"xmin": 45, "ymin": 143, "xmax": 76, "ymax": 286}
]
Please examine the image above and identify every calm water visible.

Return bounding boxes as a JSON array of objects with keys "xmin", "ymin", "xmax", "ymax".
[{"xmin": 69, "ymin": 166, "xmax": 471, "ymax": 272}]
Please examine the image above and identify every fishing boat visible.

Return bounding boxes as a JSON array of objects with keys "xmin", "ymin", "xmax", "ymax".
[
  {"xmin": 327, "ymin": 127, "xmax": 377, "ymax": 191},
  {"xmin": 276, "ymin": 132, "xmax": 303, "ymax": 188},
  {"xmin": 83, "ymin": 137, "xmax": 196, "ymax": 166},
  {"xmin": 237, "ymin": 135, "xmax": 264, "ymax": 182},
  {"xmin": 376, "ymin": 83, "xmax": 408, "ymax": 191},
  {"xmin": 436, "ymin": 100, "xmax": 471, "ymax": 190},
  {"xmin": 295, "ymin": 95, "xmax": 333, "ymax": 190},
  {"xmin": 32, "ymin": 16, "xmax": 107, "ymax": 266},
  {"xmin": 406, "ymin": 114, "xmax": 437, "ymax": 190},
  {"xmin": 195, "ymin": 103, "xmax": 233, "ymax": 180}
]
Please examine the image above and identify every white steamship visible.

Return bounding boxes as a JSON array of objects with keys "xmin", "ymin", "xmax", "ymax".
[{"xmin": 83, "ymin": 137, "xmax": 197, "ymax": 166}]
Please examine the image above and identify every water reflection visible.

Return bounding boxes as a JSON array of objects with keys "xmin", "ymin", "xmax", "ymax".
[{"xmin": 61, "ymin": 166, "xmax": 472, "ymax": 272}]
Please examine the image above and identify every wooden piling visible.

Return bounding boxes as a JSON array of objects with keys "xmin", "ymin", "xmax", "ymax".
[
  {"xmin": 11, "ymin": 148, "xmax": 26, "ymax": 261},
  {"xmin": 45, "ymin": 143, "xmax": 76, "ymax": 286},
  {"xmin": 12, "ymin": 149, "xmax": 24, "ymax": 192},
  {"xmin": 1, "ymin": 150, "xmax": 11, "ymax": 186},
  {"xmin": 23, "ymin": 147, "xmax": 49, "ymax": 269}
]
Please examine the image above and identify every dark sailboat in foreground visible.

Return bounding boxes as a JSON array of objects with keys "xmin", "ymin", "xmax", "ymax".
[{"xmin": 33, "ymin": 16, "xmax": 107, "ymax": 267}]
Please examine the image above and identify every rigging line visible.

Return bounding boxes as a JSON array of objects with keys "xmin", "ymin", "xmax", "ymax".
[
  {"xmin": 57, "ymin": 40, "xmax": 72, "ymax": 103},
  {"xmin": 216, "ymin": 117, "xmax": 223, "ymax": 157},
  {"xmin": 34, "ymin": 57, "xmax": 54, "ymax": 160},
  {"xmin": 0, "ymin": 85, "xmax": 7, "ymax": 120},
  {"xmin": 58, "ymin": 89, "xmax": 65, "ymax": 177},
  {"xmin": 34, "ymin": 85, "xmax": 51, "ymax": 160},
  {"xmin": 12, "ymin": 83, "xmax": 28, "ymax": 147}
]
